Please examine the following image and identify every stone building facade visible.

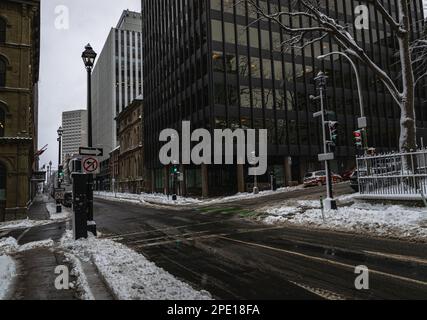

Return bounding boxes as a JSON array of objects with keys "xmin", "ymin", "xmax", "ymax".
[
  {"xmin": 116, "ymin": 96, "xmax": 144, "ymax": 194},
  {"xmin": 0, "ymin": 0, "xmax": 40, "ymax": 221}
]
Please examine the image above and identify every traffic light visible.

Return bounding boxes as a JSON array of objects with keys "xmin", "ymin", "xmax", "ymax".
[
  {"xmin": 58, "ymin": 165, "xmax": 64, "ymax": 180},
  {"xmin": 353, "ymin": 130, "xmax": 363, "ymax": 149},
  {"xmin": 329, "ymin": 121, "xmax": 339, "ymax": 145},
  {"xmin": 171, "ymin": 165, "xmax": 179, "ymax": 175}
]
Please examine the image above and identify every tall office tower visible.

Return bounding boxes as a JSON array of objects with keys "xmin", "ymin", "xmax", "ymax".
[
  {"xmin": 142, "ymin": 0, "xmax": 427, "ymax": 197},
  {"xmin": 92, "ymin": 10, "xmax": 143, "ymax": 160},
  {"xmin": 62, "ymin": 110, "xmax": 88, "ymax": 162}
]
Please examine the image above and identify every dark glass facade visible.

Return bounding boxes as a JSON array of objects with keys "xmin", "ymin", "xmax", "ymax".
[{"xmin": 142, "ymin": 0, "xmax": 427, "ymax": 196}]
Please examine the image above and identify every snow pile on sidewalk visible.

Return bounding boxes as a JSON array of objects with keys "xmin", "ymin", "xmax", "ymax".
[
  {"xmin": 0, "ymin": 219, "xmax": 49, "ymax": 231},
  {"xmin": 262, "ymin": 199, "xmax": 427, "ymax": 241},
  {"xmin": 0, "ymin": 237, "xmax": 54, "ymax": 255},
  {"xmin": 0, "ymin": 255, "xmax": 16, "ymax": 300},
  {"xmin": 46, "ymin": 203, "xmax": 71, "ymax": 221},
  {"xmin": 203, "ymin": 186, "xmax": 304, "ymax": 205},
  {"xmin": 60, "ymin": 231, "xmax": 212, "ymax": 300},
  {"xmin": 95, "ymin": 191, "xmax": 202, "ymax": 206}
]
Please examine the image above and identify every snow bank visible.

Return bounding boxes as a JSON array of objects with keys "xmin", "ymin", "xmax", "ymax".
[
  {"xmin": 63, "ymin": 253, "xmax": 95, "ymax": 300},
  {"xmin": 0, "ymin": 255, "xmax": 16, "ymax": 300},
  {"xmin": 95, "ymin": 186, "xmax": 303, "ymax": 207},
  {"xmin": 263, "ymin": 200, "xmax": 427, "ymax": 241},
  {"xmin": 0, "ymin": 237, "xmax": 54, "ymax": 255},
  {"xmin": 202, "ymin": 186, "xmax": 304, "ymax": 205},
  {"xmin": 60, "ymin": 231, "xmax": 212, "ymax": 300},
  {"xmin": 0, "ymin": 219, "xmax": 49, "ymax": 231},
  {"xmin": 95, "ymin": 191, "xmax": 202, "ymax": 206}
]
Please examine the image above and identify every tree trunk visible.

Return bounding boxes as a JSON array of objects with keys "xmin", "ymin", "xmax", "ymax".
[{"xmin": 398, "ymin": 0, "xmax": 417, "ymax": 152}]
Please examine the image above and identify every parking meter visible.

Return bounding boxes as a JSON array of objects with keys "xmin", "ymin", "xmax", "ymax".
[{"xmin": 72, "ymin": 173, "xmax": 88, "ymax": 240}]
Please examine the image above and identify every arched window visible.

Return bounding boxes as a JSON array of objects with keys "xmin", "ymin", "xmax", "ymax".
[
  {"xmin": 0, "ymin": 18, "xmax": 5, "ymax": 43},
  {"xmin": 0, "ymin": 107, "xmax": 4, "ymax": 136},
  {"xmin": 0, "ymin": 58, "xmax": 6, "ymax": 87}
]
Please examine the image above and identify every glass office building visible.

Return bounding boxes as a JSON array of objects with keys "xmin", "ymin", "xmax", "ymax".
[{"xmin": 142, "ymin": 0, "xmax": 426, "ymax": 196}]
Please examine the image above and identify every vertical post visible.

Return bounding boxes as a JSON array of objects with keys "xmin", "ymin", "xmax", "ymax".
[
  {"xmin": 56, "ymin": 133, "xmax": 62, "ymax": 214},
  {"xmin": 319, "ymin": 86, "xmax": 334, "ymax": 205},
  {"xmin": 87, "ymin": 68, "xmax": 93, "ymax": 148},
  {"xmin": 315, "ymin": 72, "xmax": 337, "ymax": 210}
]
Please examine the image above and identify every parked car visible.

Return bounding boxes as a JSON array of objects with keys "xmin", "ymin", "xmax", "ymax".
[
  {"xmin": 303, "ymin": 171, "xmax": 343, "ymax": 188},
  {"xmin": 341, "ymin": 168, "xmax": 356, "ymax": 181}
]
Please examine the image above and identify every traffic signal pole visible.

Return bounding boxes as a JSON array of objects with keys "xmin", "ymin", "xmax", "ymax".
[{"xmin": 313, "ymin": 72, "xmax": 337, "ymax": 211}]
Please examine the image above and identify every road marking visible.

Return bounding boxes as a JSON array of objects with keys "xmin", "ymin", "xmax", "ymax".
[
  {"xmin": 134, "ymin": 234, "xmax": 228, "ymax": 248},
  {"xmin": 289, "ymin": 281, "xmax": 347, "ymax": 300},
  {"xmin": 131, "ymin": 226, "xmax": 287, "ymax": 248},
  {"xmin": 127, "ymin": 230, "xmax": 212, "ymax": 245},
  {"xmin": 104, "ymin": 219, "xmax": 240, "ymax": 240},
  {"xmin": 17, "ymin": 228, "xmax": 31, "ymax": 243},
  {"xmin": 363, "ymin": 250, "xmax": 427, "ymax": 265},
  {"xmin": 219, "ymin": 237, "xmax": 427, "ymax": 287}
]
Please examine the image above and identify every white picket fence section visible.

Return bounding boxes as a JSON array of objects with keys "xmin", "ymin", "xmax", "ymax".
[{"xmin": 356, "ymin": 149, "xmax": 427, "ymax": 201}]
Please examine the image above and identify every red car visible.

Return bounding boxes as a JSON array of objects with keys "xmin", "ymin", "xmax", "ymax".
[
  {"xmin": 341, "ymin": 168, "xmax": 356, "ymax": 181},
  {"xmin": 303, "ymin": 171, "xmax": 343, "ymax": 188}
]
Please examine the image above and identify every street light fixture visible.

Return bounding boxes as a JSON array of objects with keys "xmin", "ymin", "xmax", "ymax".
[
  {"xmin": 318, "ymin": 52, "xmax": 368, "ymax": 150},
  {"xmin": 82, "ymin": 43, "xmax": 97, "ymax": 70},
  {"xmin": 82, "ymin": 44, "xmax": 97, "ymax": 230},
  {"xmin": 313, "ymin": 71, "xmax": 337, "ymax": 211},
  {"xmin": 82, "ymin": 44, "xmax": 97, "ymax": 147}
]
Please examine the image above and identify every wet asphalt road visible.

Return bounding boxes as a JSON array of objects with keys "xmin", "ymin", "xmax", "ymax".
[{"xmin": 94, "ymin": 185, "xmax": 427, "ymax": 300}]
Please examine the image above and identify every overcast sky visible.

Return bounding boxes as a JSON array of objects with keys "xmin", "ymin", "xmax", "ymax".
[
  {"xmin": 38, "ymin": 1, "xmax": 427, "ymax": 169},
  {"xmin": 38, "ymin": 0, "xmax": 141, "ymax": 168}
]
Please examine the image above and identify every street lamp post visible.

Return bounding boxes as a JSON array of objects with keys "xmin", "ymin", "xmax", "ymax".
[
  {"xmin": 49, "ymin": 160, "xmax": 52, "ymax": 192},
  {"xmin": 318, "ymin": 52, "xmax": 368, "ymax": 150},
  {"xmin": 56, "ymin": 126, "xmax": 63, "ymax": 213},
  {"xmin": 313, "ymin": 72, "xmax": 337, "ymax": 211},
  {"xmin": 82, "ymin": 44, "xmax": 97, "ymax": 228},
  {"xmin": 82, "ymin": 44, "xmax": 97, "ymax": 147}
]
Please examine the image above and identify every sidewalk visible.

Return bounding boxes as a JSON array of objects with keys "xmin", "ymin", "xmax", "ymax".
[{"xmin": 1, "ymin": 193, "xmax": 114, "ymax": 300}]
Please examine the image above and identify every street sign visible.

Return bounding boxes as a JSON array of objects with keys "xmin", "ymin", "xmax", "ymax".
[
  {"xmin": 31, "ymin": 171, "xmax": 46, "ymax": 182},
  {"xmin": 79, "ymin": 147, "xmax": 104, "ymax": 157},
  {"xmin": 55, "ymin": 188, "xmax": 66, "ymax": 200},
  {"xmin": 358, "ymin": 116, "xmax": 367, "ymax": 129},
  {"xmin": 318, "ymin": 153, "xmax": 335, "ymax": 162},
  {"xmin": 82, "ymin": 157, "xmax": 100, "ymax": 174}
]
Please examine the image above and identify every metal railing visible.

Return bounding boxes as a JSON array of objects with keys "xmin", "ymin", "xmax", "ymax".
[{"xmin": 357, "ymin": 149, "xmax": 427, "ymax": 199}]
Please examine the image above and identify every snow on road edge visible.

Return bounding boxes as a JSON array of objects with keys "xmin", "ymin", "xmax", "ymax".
[
  {"xmin": 95, "ymin": 186, "xmax": 303, "ymax": 207},
  {"xmin": 60, "ymin": 231, "xmax": 212, "ymax": 300},
  {"xmin": 261, "ymin": 198, "xmax": 427, "ymax": 241},
  {"xmin": 0, "ymin": 255, "xmax": 16, "ymax": 300}
]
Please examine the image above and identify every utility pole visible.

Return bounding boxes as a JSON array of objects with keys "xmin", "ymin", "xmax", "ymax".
[
  {"xmin": 82, "ymin": 44, "xmax": 97, "ymax": 235},
  {"xmin": 56, "ymin": 127, "xmax": 64, "ymax": 213},
  {"xmin": 312, "ymin": 72, "xmax": 337, "ymax": 211}
]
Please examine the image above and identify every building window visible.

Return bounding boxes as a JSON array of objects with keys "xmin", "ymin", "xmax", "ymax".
[
  {"xmin": 0, "ymin": 57, "xmax": 6, "ymax": 87},
  {"xmin": 0, "ymin": 18, "xmax": 6, "ymax": 43}
]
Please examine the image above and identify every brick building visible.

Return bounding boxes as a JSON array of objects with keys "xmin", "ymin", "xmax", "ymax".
[
  {"xmin": 0, "ymin": 0, "xmax": 40, "ymax": 221},
  {"xmin": 116, "ymin": 96, "xmax": 144, "ymax": 193}
]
